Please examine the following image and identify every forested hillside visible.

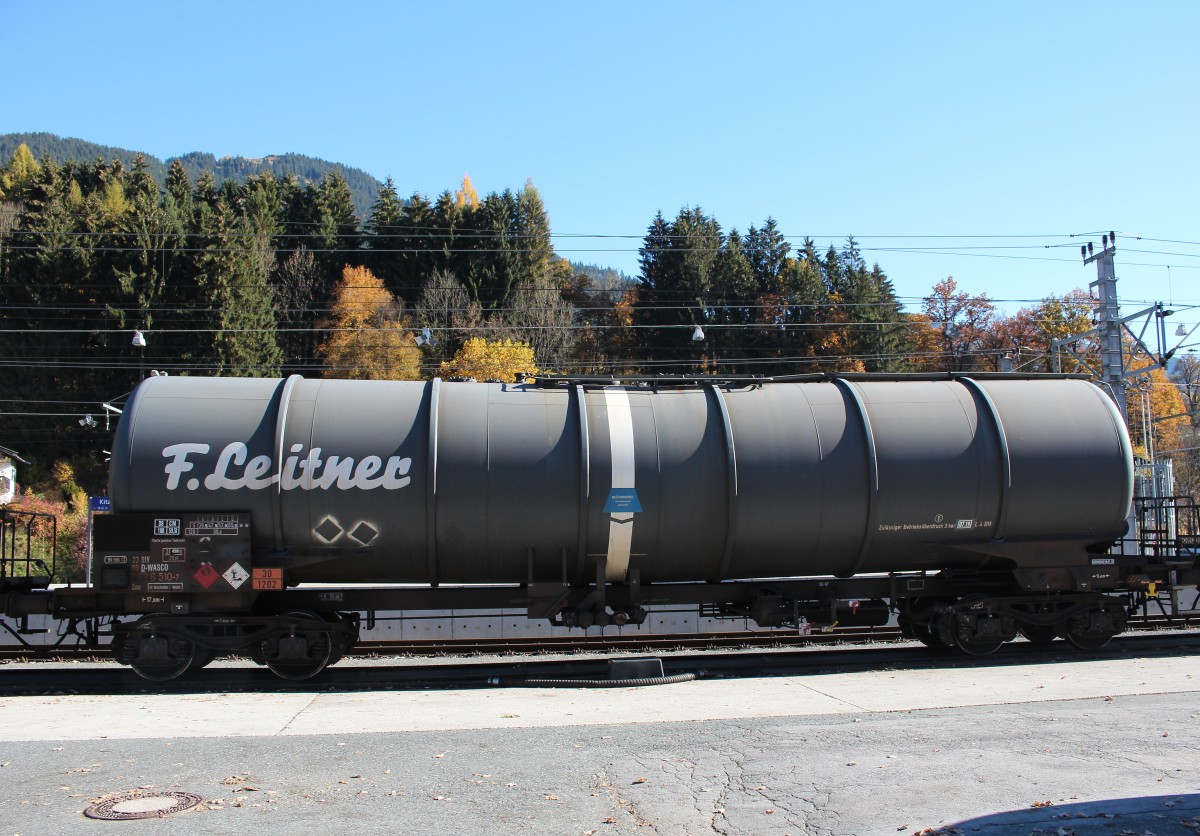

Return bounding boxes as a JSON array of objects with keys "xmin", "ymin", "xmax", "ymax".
[
  {"xmin": 0, "ymin": 133, "xmax": 381, "ymax": 216},
  {"xmin": 4, "ymin": 139, "xmax": 1184, "ymax": 495}
]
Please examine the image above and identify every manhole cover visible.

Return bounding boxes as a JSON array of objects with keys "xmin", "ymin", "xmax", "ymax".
[{"xmin": 84, "ymin": 791, "xmax": 204, "ymax": 820}]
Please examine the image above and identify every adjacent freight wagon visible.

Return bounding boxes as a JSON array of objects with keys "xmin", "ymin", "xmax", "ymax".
[{"xmin": 4, "ymin": 372, "xmax": 1197, "ymax": 680}]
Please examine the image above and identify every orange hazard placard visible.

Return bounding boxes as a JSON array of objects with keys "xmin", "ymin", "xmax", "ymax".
[{"xmin": 251, "ymin": 567, "xmax": 283, "ymax": 590}]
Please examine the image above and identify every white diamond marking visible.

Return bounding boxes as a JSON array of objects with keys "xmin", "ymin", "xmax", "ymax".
[{"xmin": 223, "ymin": 562, "xmax": 249, "ymax": 589}]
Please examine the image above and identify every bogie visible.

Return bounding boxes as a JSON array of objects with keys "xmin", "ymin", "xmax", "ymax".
[{"xmin": 110, "ymin": 611, "xmax": 359, "ymax": 682}]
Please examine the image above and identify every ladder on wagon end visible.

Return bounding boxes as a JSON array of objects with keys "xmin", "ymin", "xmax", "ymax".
[
  {"xmin": 0, "ymin": 508, "xmax": 56, "ymax": 588},
  {"xmin": 0, "ymin": 507, "xmax": 57, "ymax": 645},
  {"xmin": 1126, "ymin": 495, "xmax": 1200, "ymax": 621}
]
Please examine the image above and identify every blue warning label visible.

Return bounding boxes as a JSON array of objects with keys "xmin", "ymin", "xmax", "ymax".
[{"xmin": 604, "ymin": 488, "xmax": 643, "ymax": 513}]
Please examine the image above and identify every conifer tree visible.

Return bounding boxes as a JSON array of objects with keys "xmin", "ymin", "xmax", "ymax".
[
  {"xmin": 309, "ymin": 171, "xmax": 361, "ymax": 313},
  {"xmin": 316, "ymin": 171, "xmax": 360, "ymax": 260},
  {"xmin": 193, "ymin": 190, "xmax": 282, "ymax": 377},
  {"xmin": 515, "ymin": 180, "xmax": 554, "ymax": 283},
  {"xmin": 744, "ymin": 217, "xmax": 790, "ymax": 294},
  {"xmin": 635, "ymin": 207, "xmax": 723, "ymax": 370},
  {"xmin": 363, "ymin": 177, "xmax": 406, "ymax": 296},
  {"xmin": 709, "ymin": 229, "xmax": 756, "ymax": 371},
  {"xmin": 399, "ymin": 191, "xmax": 439, "ymax": 283}
]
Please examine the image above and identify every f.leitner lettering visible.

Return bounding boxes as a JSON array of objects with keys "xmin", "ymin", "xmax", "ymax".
[{"xmin": 161, "ymin": 442, "xmax": 412, "ymax": 491}]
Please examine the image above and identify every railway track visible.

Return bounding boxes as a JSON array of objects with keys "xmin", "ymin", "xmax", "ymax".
[
  {"xmin": 0, "ymin": 629, "xmax": 1197, "ymax": 698},
  {"xmin": 1, "ymin": 614, "xmax": 1195, "ymax": 662}
]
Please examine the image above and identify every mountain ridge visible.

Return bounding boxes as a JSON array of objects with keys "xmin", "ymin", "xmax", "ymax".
[{"xmin": 0, "ymin": 132, "xmax": 382, "ymax": 217}]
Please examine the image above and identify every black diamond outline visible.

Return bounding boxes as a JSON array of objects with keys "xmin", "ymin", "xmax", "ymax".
[
  {"xmin": 349, "ymin": 521, "xmax": 379, "ymax": 546},
  {"xmin": 314, "ymin": 517, "xmax": 344, "ymax": 543}
]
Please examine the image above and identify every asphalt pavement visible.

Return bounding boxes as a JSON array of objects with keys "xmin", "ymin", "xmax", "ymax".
[{"xmin": 0, "ymin": 653, "xmax": 1197, "ymax": 835}]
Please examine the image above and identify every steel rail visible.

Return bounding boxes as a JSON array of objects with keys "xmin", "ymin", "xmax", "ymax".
[{"xmin": 0, "ymin": 630, "xmax": 1197, "ymax": 698}]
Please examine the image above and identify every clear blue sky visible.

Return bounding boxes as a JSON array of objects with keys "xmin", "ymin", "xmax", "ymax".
[{"xmin": 5, "ymin": 1, "xmax": 1198, "ymax": 325}]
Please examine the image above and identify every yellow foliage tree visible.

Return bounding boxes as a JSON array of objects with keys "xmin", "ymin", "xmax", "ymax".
[
  {"xmin": 903, "ymin": 313, "xmax": 944, "ymax": 370},
  {"xmin": 318, "ymin": 265, "xmax": 423, "ymax": 380},
  {"xmin": 986, "ymin": 289, "xmax": 1096, "ymax": 373},
  {"xmin": 454, "ymin": 174, "xmax": 480, "ymax": 210},
  {"xmin": 1128, "ymin": 367, "xmax": 1188, "ymax": 458},
  {"xmin": 440, "ymin": 338, "xmax": 536, "ymax": 383},
  {"xmin": 0, "ymin": 143, "xmax": 41, "ymax": 198}
]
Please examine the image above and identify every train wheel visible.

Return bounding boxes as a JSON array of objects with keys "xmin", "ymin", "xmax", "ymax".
[
  {"xmin": 902, "ymin": 599, "xmax": 951, "ymax": 649},
  {"xmin": 953, "ymin": 633, "xmax": 1004, "ymax": 656},
  {"xmin": 116, "ymin": 616, "xmax": 202, "ymax": 682},
  {"xmin": 188, "ymin": 647, "xmax": 217, "ymax": 671},
  {"xmin": 266, "ymin": 611, "xmax": 333, "ymax": 681},
  {"xmin": 130, "ymin": 653, "xmax": 194, "ymax": 682},
  {"xmin": 1062, "ymin": 622, "xmax": 1112, "ymax": 650},
  {"xmin": 1018, "ymin": 624, "xmax": 1058, "ymax": 645},
  {"xmin": 911, "ymin": 620, "xmax": 950, "ymax": 649},
  {"xmin": 1060, "ymin": 608, "xmax": 1124, "ymax": 651},
  {"xmin": 949, "ymin": 596, "xmax": 1013, "ymax": 657}
]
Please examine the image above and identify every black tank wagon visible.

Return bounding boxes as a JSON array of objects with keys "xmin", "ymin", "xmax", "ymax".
[{"xmin": 5, "ymin": 372, "xmax": 1196, "ymax": 680}]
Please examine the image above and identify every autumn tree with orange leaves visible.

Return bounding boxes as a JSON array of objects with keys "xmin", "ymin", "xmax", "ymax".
[
  {"xmin": 318, "ymin": 265, "xmax": 422, "ymax": 380},
  {"xmin": 920, "ymin": 277, "xmax": 996, "ymax": 371},
  {"xmin": 1127, "ymin": 367, "xmax": 1188, "ymax": 459}
]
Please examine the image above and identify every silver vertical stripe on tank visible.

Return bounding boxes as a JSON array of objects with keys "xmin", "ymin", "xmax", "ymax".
[
  {"xmin": 270, "ymin": 374, "xmax": 303, "ymax": 551},
  {"xmin": 603, "ymin": 388, "xmax": 635, "ymax": 582}
]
